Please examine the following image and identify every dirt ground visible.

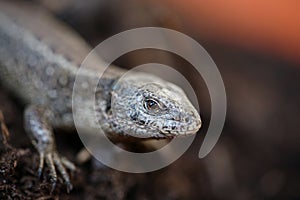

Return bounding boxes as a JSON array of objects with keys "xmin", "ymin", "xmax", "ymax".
[{"xmin": 1, "ymin": 0, "xmax": 300, "ymax": 199}]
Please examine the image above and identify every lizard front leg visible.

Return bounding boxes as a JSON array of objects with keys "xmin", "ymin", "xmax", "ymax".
[{"xmin": 24, "ymin": 105, "xmax": 75, "ymax": 193}]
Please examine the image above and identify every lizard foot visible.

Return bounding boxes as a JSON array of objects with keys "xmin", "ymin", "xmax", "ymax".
[
  {"xmin": 24, "ymin": 105, "xmax": 76, "ymax": 193},
  {"xmin": 37, "ymin": 151, "xmax": 76, "ymax": 193}
]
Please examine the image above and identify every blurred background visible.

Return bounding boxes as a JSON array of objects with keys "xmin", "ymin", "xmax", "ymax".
[{"xmin": 1, "ymin": 0, "xmax": 300, "ymax": 199}]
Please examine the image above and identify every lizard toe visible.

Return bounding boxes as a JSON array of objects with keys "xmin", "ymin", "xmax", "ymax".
[
  {"xmin": 45, "ymin": 153, "xmax": 57, "ymax": 193},
  {"xmin": 53, "ymin": 152, "xmax": 74, "ymax": 193}
]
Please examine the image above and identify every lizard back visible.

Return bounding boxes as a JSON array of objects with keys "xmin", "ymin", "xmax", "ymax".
[{"xmin": 0, "ymin": 1, "xmax": 122, "ymax": 128}]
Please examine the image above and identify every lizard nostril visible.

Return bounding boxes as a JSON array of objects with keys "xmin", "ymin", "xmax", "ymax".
[
  {"xmin": 184, "ymin": 117, "xmax": 190, "ymax": 123},
  {"xmin": 171, "ymin": 116, "xmax": 181, "ymax": 121}
]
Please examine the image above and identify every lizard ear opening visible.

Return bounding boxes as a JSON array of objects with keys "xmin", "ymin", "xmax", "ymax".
[
  {"xmin": 105, "ymin": 91, "xmax": 112, "ymax": 114},
  {"xmin": 97, "ymin": 78, "xmax": 117, "ymax": 114}
]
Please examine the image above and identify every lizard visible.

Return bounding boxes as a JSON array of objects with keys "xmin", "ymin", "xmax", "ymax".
[{"xmin": 0, "ymin": 1, "xmax": 202, "ymax": 192}]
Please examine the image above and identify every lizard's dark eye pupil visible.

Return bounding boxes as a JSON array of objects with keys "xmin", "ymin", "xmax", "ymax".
[{"xmin": 144, "ymin": 99, "xmax": 159, "ymax": 112}]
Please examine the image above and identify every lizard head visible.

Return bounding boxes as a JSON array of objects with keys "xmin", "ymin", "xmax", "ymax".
[{"xmin": 107, "ymin": 73, "xmax": 202, "ymax": 138}]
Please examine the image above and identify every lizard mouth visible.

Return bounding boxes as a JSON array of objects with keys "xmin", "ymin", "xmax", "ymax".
[
  {"xmin": 158, "ymin": 126, "xmax": 201, "ymax": 138},
  {"xmin": 158, "ymin": 116, "xmax": 202, "ymax": 138}
]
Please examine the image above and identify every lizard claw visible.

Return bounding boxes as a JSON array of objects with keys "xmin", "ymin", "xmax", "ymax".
[
  {"xmin": 37, "ymin": 152, "xmax": 44, "ymax": 178},
  {"xmin": 50, "ymin": 179, "xmax": 57, "ymax": 194},
  {"xmin": 66, "ymin": 182, "xmax": 73, "ymax": 193}
]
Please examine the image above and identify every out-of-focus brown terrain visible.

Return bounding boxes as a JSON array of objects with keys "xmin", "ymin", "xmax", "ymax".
[{"xmin": 1, "ymin": 0, "xmax": 300, "ymax": 199}]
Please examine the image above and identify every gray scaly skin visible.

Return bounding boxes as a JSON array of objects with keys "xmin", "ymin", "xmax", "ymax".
[{"xmin": 0, "ymin": 1, "xmax": 201, "ymax": 192}]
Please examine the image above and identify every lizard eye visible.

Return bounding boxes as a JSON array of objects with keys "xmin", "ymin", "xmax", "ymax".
[{"xmin": 144, "ymin": 99, "xmax": 160, "ymax": 113}]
